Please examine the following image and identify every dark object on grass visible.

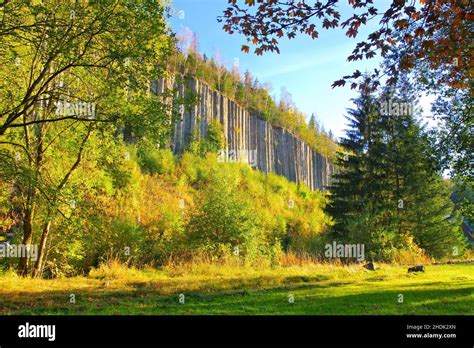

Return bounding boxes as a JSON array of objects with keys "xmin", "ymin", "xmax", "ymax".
[
  {"xmin": 408, "ymin": 265, "xmax": 425, "ymax": 273},
  {"xmin": 364, "ymin": 261, "xmax": 376, "ymax": 271}
]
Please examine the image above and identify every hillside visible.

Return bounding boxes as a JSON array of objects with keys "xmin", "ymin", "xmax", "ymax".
[
  {"xmin": 154, "ymin": 75, "xmax": 334, "ymax": 191},
  {"xmin": 164, "ymin": 46, "xmax": 339, "ymax": 160}
]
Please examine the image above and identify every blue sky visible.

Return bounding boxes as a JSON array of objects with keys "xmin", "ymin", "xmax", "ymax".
[{"xmin": 167, "ymin": 0, "xmax": 416, "ymax": 138}]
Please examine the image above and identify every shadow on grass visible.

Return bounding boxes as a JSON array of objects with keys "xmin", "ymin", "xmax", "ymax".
[
  {"xmin": 0, "ymin": 277, "xmax": 472, "ymax": 315},
  {"xmin": 127, "ymin": 274, "xmax": 332, "ymax": 292},
  {"xmin": 160, "ymin": 286, "xmax": 474, "ymax": 315}
]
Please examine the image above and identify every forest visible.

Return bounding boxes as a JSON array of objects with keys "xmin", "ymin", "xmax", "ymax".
[{"xmin": 0, "ymin": 0, "xmax": 472, "ymax": 316}]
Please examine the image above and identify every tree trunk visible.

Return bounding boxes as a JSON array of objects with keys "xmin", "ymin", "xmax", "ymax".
[
  {"xmin": 17, "ymin": 202, "xmax": 35, "ymax": 276},
  {"xmin": 32, "ymin": 218, "xmax": 51, "ymax": 278}
]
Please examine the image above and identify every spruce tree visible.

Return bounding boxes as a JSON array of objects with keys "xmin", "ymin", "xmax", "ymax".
[
  {"xmin": 308, "ymin": 113, "xmax": 317, "ymax": 131},
  {"xmin": 328, "ymin": 82, "xmax": 466, "ymax": 261},
  {"xmin": 327, "ymin": 89, "xmax": 401, "ymax": 260},
  {"xmin": 381, "ymin": 85, "xmax": 465, "ymax": 259}
]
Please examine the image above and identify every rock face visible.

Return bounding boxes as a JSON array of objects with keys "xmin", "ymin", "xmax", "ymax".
[
  {"xmin": 364, "ymin": 261, "xmax": 376, "ymax": 271},
  {"xmin": 154, "ymin": 76, "xmax": 334, "ymax": 191},
  {"xmin": 408, "ymin": 265, "xmax": 425, "ymax": 273}
]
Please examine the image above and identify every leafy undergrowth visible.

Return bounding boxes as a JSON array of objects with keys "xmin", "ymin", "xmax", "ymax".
[{"xmin": 0, "ymin": 262, "xmax": 472, "ymax": 315}]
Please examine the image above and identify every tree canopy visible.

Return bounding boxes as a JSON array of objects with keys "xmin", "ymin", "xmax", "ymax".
[{"xmin": 219, "ymin": 0, "xmax": 472, "ymax": 90}]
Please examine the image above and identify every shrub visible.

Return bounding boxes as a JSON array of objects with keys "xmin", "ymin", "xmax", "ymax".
[
  {"xmin": 137, "ymin": 147, "xmax": 176, "ymax": 175},
  {"xmin": 188, "ymin": 120, "xmax": 225, "ymax": 157},
  {"xmin": 186, "ymin": 168, "xmax": 265, "ymax": 263}
]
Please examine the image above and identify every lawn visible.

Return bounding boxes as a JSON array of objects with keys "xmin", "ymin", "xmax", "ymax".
[{"xmin": 0, "ymin": 262, "xmax": 472, "ymax": 315}]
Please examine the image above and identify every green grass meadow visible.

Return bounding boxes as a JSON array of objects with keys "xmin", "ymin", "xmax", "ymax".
[{"xmin": 0, "ymin": 262, "xmax": 472, "ymax": 315}]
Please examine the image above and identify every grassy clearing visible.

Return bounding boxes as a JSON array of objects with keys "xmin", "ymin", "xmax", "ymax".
[{"xmin": 0, "ymin": 262, "xmax": 472, "ymax": 315}]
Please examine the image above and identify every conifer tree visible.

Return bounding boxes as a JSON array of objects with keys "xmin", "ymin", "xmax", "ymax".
[
  {"xmin": 381, "ymin": 85, "xmax": 465, "ymax": 259},
  {"xmin": 328, "ymin": 82, "xmax": 466, "ymax": 260},
  {"xmin": 308, "ymin": 114, "xmax": 317, "ymax": 131}
]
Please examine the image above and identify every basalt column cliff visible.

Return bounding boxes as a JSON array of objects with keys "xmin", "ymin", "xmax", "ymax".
[{"xmin": 154, "ymin": 77, "xmax": 333, "ymax": 191}]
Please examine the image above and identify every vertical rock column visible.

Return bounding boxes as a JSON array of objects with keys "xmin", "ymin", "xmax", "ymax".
[{"xmin": 159, "ymin": 76, "xmax": 333, "ymax": 191}]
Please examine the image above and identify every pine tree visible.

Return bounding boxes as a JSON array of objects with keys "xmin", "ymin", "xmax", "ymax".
[
  {"xmin": 328, "ymin": 83, "xmax": 465, "ymax": 261},
  {"xmin": 380, "ymin": 84, "xmax": 465, "ymax": 259},
  {"xmin": 327, "ymin": 90, "xmax": 398, "ymax": 260},
  {"xmin": 244, "ymin": 69, "xmax": 252, "ymax": 89},
  {"xmin": 308, "ymin": 113, "xmax": 317, "ymax": 131}
]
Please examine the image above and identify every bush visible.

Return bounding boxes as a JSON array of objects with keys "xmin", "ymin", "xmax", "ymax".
[
  {"xmin": 137, "ymin": 146, "xmax": 176, "ymax": 175},
  {"xmin": 186, "ymin": 168, "xmax": 265, "ymax": 263},
  {"xmin": 189, "ymin": 120, "xmax": 225, "ymax": 157},
  {"xmin": 18, "ymin": 139, "xmax": 333, "ymax": 275}
]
